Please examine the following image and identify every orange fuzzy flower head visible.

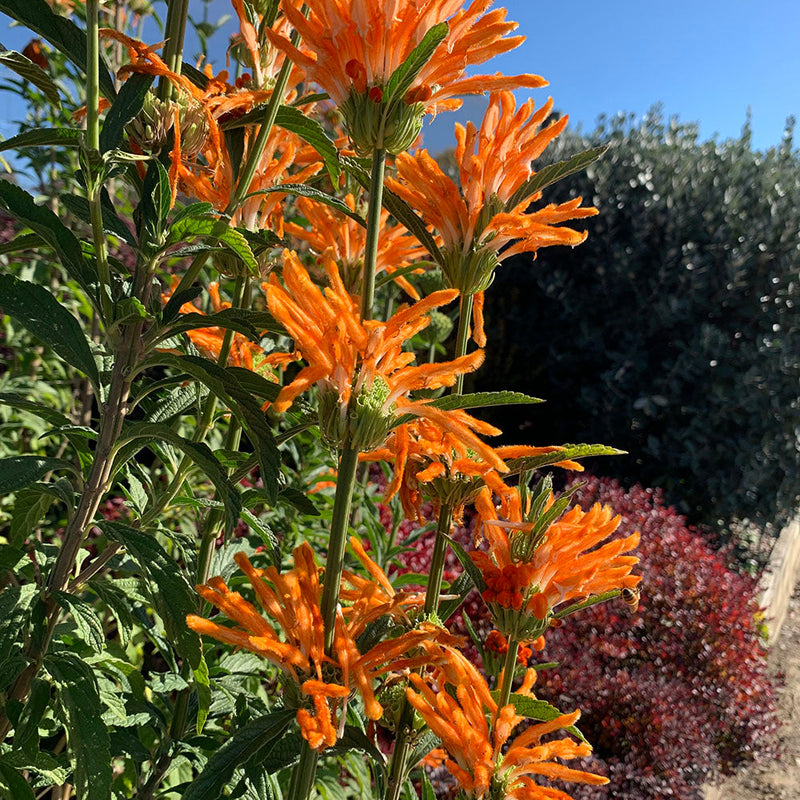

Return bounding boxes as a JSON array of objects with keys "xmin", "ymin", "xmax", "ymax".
[
  {"xmin": 388, "ymin": 90, "xmax": 599, "ymax": 307},
  {"xmin": 262, "ymin": 249, "xmax": 486, "ymax": 452},
  {"xmin": 284, "ymin": 194, "xmax": 431, "ymax": 298},
  {"xmin": 187, "ymin": 539, "xmax": 457, "ymax": 750},
  {"xmin": 266, "ymin": 0, "xmax": 547, "ymax": 154},
  {"xmin": 405, "ymin": 648, "xmax": 608, "ymax": 800},
  {"xmin": 471, "ymin": 482, "xmax": 640, "ymax": 641}
]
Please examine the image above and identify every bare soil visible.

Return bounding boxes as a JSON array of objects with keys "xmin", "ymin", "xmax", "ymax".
[{"xmin": 710, "ymin": 585, "xmax": 800, "ymax": 799}]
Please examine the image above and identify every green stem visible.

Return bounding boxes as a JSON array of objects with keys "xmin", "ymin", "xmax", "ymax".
[
  {"xmin": 159, "ymin": 0, "xmax": 190, "ymax": 102},
  {"xmin": 453, "ymin": 292, "xmax": 474, "ymax": 396},
  {"xmin": 359, "ymin": 148, "xmax": 387, "ymax": 321},
  {"xmin": 497, "ymin": 638, "xmax": 520, "ymax": 709},
  {"xmin": 423, "ymin": 500, "xmax": 454, "ymax": 615},
  {"xmin": 319, "ymin": 445, "xmax": 360, "ymax": 652},
  {"xmin": 288, "ymin": 742, "xmax": 319, "ymax": 800}
]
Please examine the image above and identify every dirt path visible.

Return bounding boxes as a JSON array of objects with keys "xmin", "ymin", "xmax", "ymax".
[{"xmin": 710, "ymin": 585, "xmax": 800, "ymax": 799}]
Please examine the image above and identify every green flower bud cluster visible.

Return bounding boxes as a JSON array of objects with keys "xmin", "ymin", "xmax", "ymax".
[{"xmin": 318, "ymin": 376, "xmax": 395, "ymax": 452}]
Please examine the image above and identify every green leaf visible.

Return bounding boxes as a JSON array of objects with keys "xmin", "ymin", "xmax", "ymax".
[
  {"xmin": 394, "ymin": 391, "xmax": 543, "ymax": 425},
  {"xmin": 444, "ymin": 535, "xmax": 486, "ymax": 593},
  {"xmin": 0, "ymin": 455, "xmax": 78, "ymax": 494},
  {"xmin": 137, "ymin": 158, "xmax": 171, "ymax": 241},
  {"xmin": 89, "ymin": 579, "xmax": 135, "ymax": 647},
  {"xmin": 342, "ymin": 155, "xmax": 444, "ymax": 265},
  {"xmin": 324, "ymin": 726, "xmax": 387, "ymax": 774},
  {"xmin": 0, "ymin": 180, "xmax": 96, "ymax": 293},
  {"xmin": 437, "ymin": 569, "xmax": 475, "ymax": 623},
  {"xmin": 0, "ymin": 127, "xmax": 80, "ymax": 153},
  {"xmin": 166, "ymin": 215, "xmax": 258, "ymax": 274},
  {"xmin": 490, "ymin": 691, "xmax": 587, "ymax": 742},
  {"xmin": 554, "ymin": 589, "xmax": 621, "ymax": 620},
  {"xmin": 158, "ymin": 307, "xmax": 271, "ymax": 342},
  {"xmin": 276, "ymin": 104, "xmax": 340, "ymax": 182},
  {"xmin": 45, "ymin": 652, "xmax": 113, "ymax": 800},
  {"xmin": 0, "ymin": 393, "xmax": 73, "ymax": 429},
  {"xmin": 226, "ymin": 366, "xmax": 282, "ymax": 404},
  {"xmin": 193, "ymin": 655, "xmax": 211, "ymax": 734},
  {"xmin": 0, "ymin": 231, "xmax": 43, "ymax": 256},
  {"xmin": 507, "ymin": 145, "xmax": 610, "ymax": 210},
  {"xmin": 0, "ymin": 46, "xmax": 60, "ymax": 106},
  {"xmin": 120, "ymin": 421, "xmax": 243, "ymax": 532},
  {"xmin": 0, "ymin": 273, "xmax": 99, "ymax": 384},
  {"xmin": 0, "ymin": 760, "xmax": 35, "ymax": 800},
  {"xmin": 148, "ymin": 354, "xmax": 280, "ymax": 505},
  {"xmin": 53, "ymin": 591, "xmax": 106, "ymax": 653},
  {"xmin": 100, "ymin": 71, "xmax": 155, "ymax": 152},
  {"xmin": 0, "ymin": 0, "xmax": 116, "ymax": 98},
  {"xmin": 256, "ymin": 182, "xmax": 365, "ymax": 227},
  {"xmin": 183, "ymin": 709, "xmax": 296, "ymax": 800},
  {"xmin": 60, "ymin": 193, "xmax": 136, "ymax": 246},
  {"xmin": 385, "ymin": 22, "xmax": 448, "ymax": 102},
  {"xmin": 407, "ymin": 730, "xmax": 441, "ymax": 771},
  {"xmin": 505, "ymin": 443, "xmax": 626, "ymax": 474},
  {"xmin": 9, "ymin": 487, "xmax": 54, "ymax": 547},
  {"xmin": 12, "ymin": 678, "xmax": 51, "ymax": 759},
  {"xmin": 97, "ymin": 521, "xmax": 203, "ymax": 668}
]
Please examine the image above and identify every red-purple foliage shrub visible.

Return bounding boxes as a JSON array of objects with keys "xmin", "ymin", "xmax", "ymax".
[
  {"xmin": 389, "ymin": 475, "xmax": 781, "ymax": 800},
  {"xmin": 533, "ymin": 476, "xmax": 781, "ymax": 799}
]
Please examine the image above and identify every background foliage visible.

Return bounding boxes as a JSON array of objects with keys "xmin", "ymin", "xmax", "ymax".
[{"xmin": 474, "ymin": 111, "xmax": 800, "ymax": 550}]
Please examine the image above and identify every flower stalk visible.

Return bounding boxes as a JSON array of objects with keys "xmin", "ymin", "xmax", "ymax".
[
  {"xmin": 497, "ymin": 636, "xmax": 521, "ymax": 709},
  {"xmin": 359, "ymin": 147, "xmax": 387, "ymax": 321}
]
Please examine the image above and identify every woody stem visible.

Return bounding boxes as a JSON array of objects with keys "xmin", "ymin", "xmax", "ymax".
[
  {"xmin": 359, "ymin": 147, "xmax": 387, "ymax": 321},
  {"xmin": 498, "ymin": 637, "xmax": 521, "ymax": 709}
]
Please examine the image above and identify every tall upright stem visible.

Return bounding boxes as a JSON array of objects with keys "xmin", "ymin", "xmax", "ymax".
[
  {"xmin": 453, "ymin": 292, "xmax": 474, "ymax": 395},
  {"xmin": 423, "ymin": 501, "xmax": 454, "ymax": 615},
  {"xmin": 497, "ymin": 637, "xmax": 520, "ymax": 709},
  {"xmin": 159, "ymin": 0, "xmax": 190, "ymax": 101},
  {"xmin": 359, "ymin": 148, "xmax": 387, "ymax": 321}
]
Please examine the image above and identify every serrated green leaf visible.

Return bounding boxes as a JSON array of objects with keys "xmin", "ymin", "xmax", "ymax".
[
  {"xmin": 140, "ymin": 381, "xmax": 205, "ymax": 424},
  {"xmin": 0, "ymin": 127, "xmax": 79, "ymax": 153},
  {"xmin": 89, "ymin": 579, "xmax": 135, "ymax": 647},
  {"xmin": 554, "ymin": 589, "xmax": 621, "ymax": 620},
  {"xmin": 407, "ymin": 729, "xmax": 441, "ymax": 771},
  {"xmin": 0, "ymin": 231, "xmax": 43, "ymax": 256},
  {"xmin": 0, "ymin": 0, "xmax": 116, "ymax": 99},
  {"xmin": 137, "ymin": 158, "xmax": 171, "ymax": 241},
  {"xmin": 254, "ymin": 182, "xmax": 365, "ymax": 227},
  {"xmin": 46, "ymin": 652, "xmax": 113, "ymax": 800},
  {"xmin": 394, "ymin": 391, "xmax": 543, "ymax": 425},
  {"xmin": 120, "ymin": 420, "xmax": 242, "ymax": 532},
  {"xmin": 157, "ymin": 307, "xmax": 267, "ymax": 343},
  {"xmin": 97, "ymin": 521, "xmax": 203, "ymax": 668},
  {"xmin": 279, "ymin": 486, "xmax": 320, "ymax": 517},
  {"xmin": 146, "ymin": 354, "xmax": 280, "ymax": 505},
  {"xmin": 0, "ymin": 455, "xmax": 78, "ymax": 494},
  {"xmin": 193, "ymin": 654, "xmax": 211, "ymax": 734},
  {"xmin": 0, "ymin": 760, "xmax": 35, "ymax": 800},
  {"xmin": 53, "ymin": 591, "xmax": 106, "ymax": 653},
  {"xmin": 226, "ymin": 366, "xmax": 282, "ymax": 403},
  {"xmin": 508, "ymin": 145, "xmax": 610, "ymax": 210},
  {"xmin": 0, "ymin": 180, "xmax": 96, "ymax": 293},
  {"xmin": 257, "ymin": 730, "xmax": 302, "ymax": 773},
  {"xmin": 505, "ymin": 443, "xmax": 625, "ymax": 474},
  {"xmin": 0, "ymin": 276, "xmax": 98, "ymax": 381},
  {"xmin": 183, "ymin": 709, "xmax": 296, "ymax": 800},
  {"xmin": 10, "ymin": 487, "xmax": 54, "ymax": 547},
  {"xmin": 60, "ymin": 193, "xmax": 136, "ymax": 246},
  {"xmin": 0, "ymin": 47, "xmax": 60, "ymax": 107},
  {"xmin": 385, "ymin": 22, "xmax": 448, "ymax": 102},
  {"xmin": 437, "ymin": 569, "xmax": 475, "ymax": 623},
  {"xmin": 166, "ymin": 215, "xmax": 258, "ymax": 274},
  {"xmin": 0, "ymin": 393, "xmax": 72, "ymax": 428},
  {"xmin": 489, "ymin": 691, "xmax": 587, "ymax": 742},
  {"xmin": 100, "ymin": 71, "xmax": 154, "ymax": 152}
]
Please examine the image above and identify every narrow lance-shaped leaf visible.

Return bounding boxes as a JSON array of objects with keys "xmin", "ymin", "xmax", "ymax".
[
  {"xmin": 0, "ymin": 0, "xmax": 116, "ymax": 99},
  {"xmin": 0, "ymin": 456, "xmax": 80, "ymax": 495},
  {"xmin": 100, "ymin": 71, "xmax": 155, "ymax": 152},
  {"xmin": 490, "ymin": 690, "xmax": 587, "ymax": 743},
  {"xmin": 250, "ymin": 183, "xmax": 366, "ymax": 227},
  {"xmin": 166, "ymin": 215, "xmax": 258, "ymax": 275},
  {"xmin": 0, "ymin": 128, "xmax": 80, "ymax": 153},
  {"xmin": 385, "ymin": 22, "xmax": 448, "ymax": 102},
  {"xmin": 97, "ymin": 520, "xmax": 203, "ymax": 668},
  {"xmin": 508, "ymin": 145, "xmax": 610, "ymax": 210},
  {"xmin": 505, "ymin": 443, "xmax": 626, "ymax": 474},
  {"xmin": 0, "ymin": 47, "xmax": 61, "ymax": 106},
  {"xmin": 45, "ymin": 652, "xmax": 113, "ymax": 800},
  {"xmin": 393, "ymin": 391, "xmax": 543, "ymax": 425},
  {"xmin": 0, "ymin": 274, "xmax": 100, "ymax": 385},
  {"xmin": 60, "ymin": 193, "xmax": 136, "ymax": 246},
  {"xmin": 182, "ymin": 709, "xmax": 296, "ymax": 800}
]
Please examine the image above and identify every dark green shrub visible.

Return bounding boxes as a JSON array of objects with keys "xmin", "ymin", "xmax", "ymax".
[{"xmin": 476, "ymin": 110, "xmax": 800, "ymax": 545}]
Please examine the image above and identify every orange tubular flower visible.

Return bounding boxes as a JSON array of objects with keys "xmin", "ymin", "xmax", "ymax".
[
  {"xmin": 266, "ymin": 0, "xmax": 547, "ymax": 154},
  {"xmin": 406, "ymin": 649, "xmax": 607, "ymax": 800},
  {"xmin": 362, "ymin": 426, "xmax": 583, "ymax": 524},
  {"xmin": 187, "ymin": 540, "xmax": 456, "ymax": 750},
  {"xmin": 262, "ymin": 249, "xmax": 489, "ymax": 452},
  {"xmin": 284, "ymin": 194, "xmax": 431, "ymax": 298},
  {"xmin": 472, "ymin": 486, "xmax": 640, "ymax": 641},
  {"xmin": 387, "ymin": 90, "xmax": 599, "ymax": 321}
]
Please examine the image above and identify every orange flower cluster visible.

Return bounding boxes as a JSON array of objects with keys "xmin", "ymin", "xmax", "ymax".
[
  {"xmin": 388, "ymin": 91, "xmax": 598, "ymax": 300},
  {"xmin": 406, "ymin": 649, "xmax": 608, "ymax": 800},
  {"xmin": 187, "ymin": 539, "xmax": 456, "ymax": 750},
  {"xmin": 472, "ymin": 486, "xmax": 640, "ymax": 640}
]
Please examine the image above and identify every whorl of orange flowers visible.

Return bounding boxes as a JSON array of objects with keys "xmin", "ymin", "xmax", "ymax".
[
  {"xmin": 284, "ymin": 194, "xmax": 431, "ymax": 298},
  {"xmin": 262, "ymin": 249, "xmax": 492, "ymax": 451},
  {"xmin": 406, "ymin": 649, "xmax": 608, "ymax": 800},
  {"xmin": 362, "ymin": 422, "xmax": 582, "ymax": 523},
  {"xmin": 388, "ymin": 90, "xmax": 599, "ymax": 300},
  {"xmin": 472, "ymin": 486, "xmax": 640, "ymax": 639},
  {"xmin": 265, "ymin": 0, "xmax": 547, "ymax": 153},
  {"xmin": 187, "ymin": 540, "xmax": 458, "ymax": 750}
]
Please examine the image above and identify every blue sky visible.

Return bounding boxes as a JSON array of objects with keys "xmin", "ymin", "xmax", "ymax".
[{"xmin": 1, "ymin": 0, "xmax": 798, "ymax": 155}]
